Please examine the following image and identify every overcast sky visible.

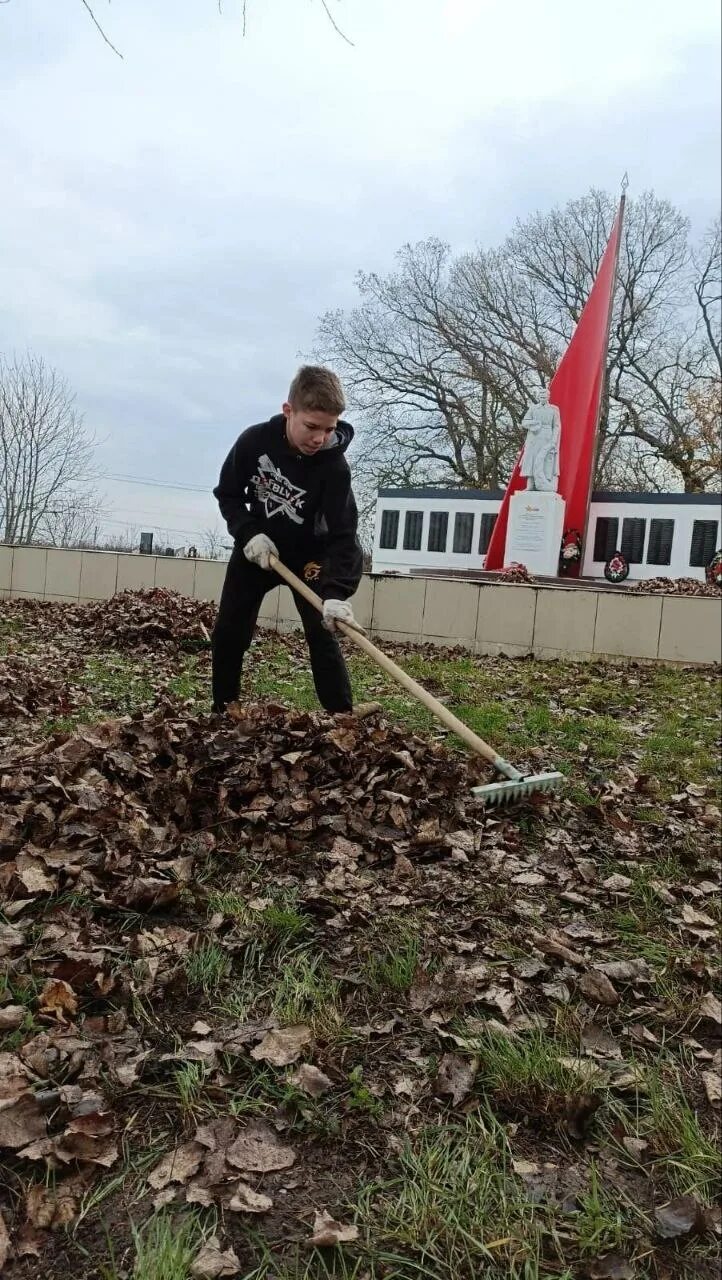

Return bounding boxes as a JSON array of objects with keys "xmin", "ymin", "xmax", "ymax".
[{"xmin": 1, "ymin": 0, "xmax": 720, "ymax": 548}]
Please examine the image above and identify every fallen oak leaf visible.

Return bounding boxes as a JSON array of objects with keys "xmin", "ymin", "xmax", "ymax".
[
  {"xmin": 226, "ymin": 1122, "xmax": 295, "ymax": 1174},
  {"xmin": 654, "ymin": 1195, "xmax": 712, "ymax": 1240},
  {"xmin": 578, "ymin": 970, "xmax": 619, "ymax": 1007},
  {"xmin": 434, "ymin": 1053, "xmax": 477, "ymax": 1106},
  {"xmin": 250, "ymin": 1025, "xmax": 312, "ymax": 1067},
  {"xmin": 308, "ymin": 1210, "xmax": 359, "ymax": 1247},
  {"xmin": 0, "ymin": 1095, "xmax": 46, "ymax": 1150},
  {"xmin": 0, "ymin": 1006, "xmax": 26, "ymax": 1031},
  {"xmin": 190, "ymin": 1237, "xmax": 241, "ymax": 1278},
  {"xmin": 147, "ymin": 1141, "xmax": 205, "ymax": 1190},
  {"xmin": 37, "ymin": 978, "xmax": 78, "ymax": 1023},
  {"xmin": 227, "ymin": 1182, "xmax": 274, "ymax": 1214},
  {"xmin": 589, "ymin": 1251, "xmax": 635, "ymax": 1279},
  {"xmin": 288, "ymin": 1063, "xmax": 333, "ymax": 1098}
]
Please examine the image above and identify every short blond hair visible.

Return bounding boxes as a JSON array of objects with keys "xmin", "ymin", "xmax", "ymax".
[{"xmin": 288, "ymin": 365, "xmax": 345, "ymax": 416}]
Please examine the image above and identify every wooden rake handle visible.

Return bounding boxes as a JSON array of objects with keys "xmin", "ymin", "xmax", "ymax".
[{"xmin": 269, "ymin": 554, "xmax": 504, "ymax": 771}]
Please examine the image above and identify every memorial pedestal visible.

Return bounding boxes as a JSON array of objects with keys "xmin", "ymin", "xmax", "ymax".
[{"xmin": 505, "ymin": 491, "xmax": 565, "ymax": 576}]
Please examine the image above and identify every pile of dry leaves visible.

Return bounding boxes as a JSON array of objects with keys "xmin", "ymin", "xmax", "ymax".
[
  {"xmin": 1, "ymin": 589, "xmax": 215, "ymax": 654},
  {"xmin": 633, "ymin": 577, "xmax": 722, "ymax": 598},
  {"xmin": 0, "ymin": 689, "xmax": 720, "ymax": 1273}
]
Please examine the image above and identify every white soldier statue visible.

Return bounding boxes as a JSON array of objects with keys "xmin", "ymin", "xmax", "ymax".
[{"xmin": 519, "ymin": 389, "xmax": 561, "ymax": 492}]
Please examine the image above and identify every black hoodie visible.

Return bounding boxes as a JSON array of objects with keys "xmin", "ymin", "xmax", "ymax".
[{"xmin": 213, "ymin": 414, "xmax": 363, "ymax": 601}]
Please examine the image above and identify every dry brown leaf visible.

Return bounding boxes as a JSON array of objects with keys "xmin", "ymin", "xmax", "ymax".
[
  {"xmin": 579, "ymin": 970, "xmax": 619, "ymax": 1007},
  {"xmin": 0, "ymin": 1094, "xmax": 46, "ymax": 1150},
  {"xmin": 250, "ymin": 1025, "xmax": 312, "ymax": 1067},
  {"xmin": 589, "ymin": 1251, "xmax": 635, "ymax": 1279},
  {"xmin": 37, "ymin": 979, "xmax": 78, "ymax": 1022},
  {"xmin": 655, "ymin": 1195, "xmax": 710, "ymax": 1239},
  {"xmin": 308, "ymin": 1210, "xmax": 360, "ymax": 1247},
  {"xmin": 702, "ymin": 1070, "xmax": 721, "ymax": 1107},
  {"xmin": 152, "ymin": 1188, "xmax": 178, "ymax": 1211},
  {"xmin": 698, "ymin": 992, "xmax": 722, "ymax": 1024},
  {"xmin": 681, "ymin": 904, "xmax": 716, "ymax": 929},
  {"xmin": 148, "ymin": 1141, "xmax": 205, "ymax": 1189},
  {"xmin": 602, "ymin": 874, "xmax": 632, "ymax": 892},
  {"xmin": 595, "ymin": 958, "xmax": 651, "ymax": 983},
  {"xmin": 226, "ymin": 1122, "xmax": 295, "ymax": 1174},
  {"xmin": 435, "ymin": 1053, "xmax": 477, "ymax": 1106},
  {"xmin": 288, "ymin": 1063, "xmax": 332, "ymax": 1097},
  {"xmin": 190, "ymin": 1237, "xmax": 241, "ymax": 1278},
  {"xmin": 14, "ymin": 1225, "xmax": 45, "ymax": 1259},
  {"xmin": 227, "ymin": 1182, "xmax": 274, "ymax": 1214},
  {"xmin": 0, "ymin": 1006, "xmax": 25, "ymax": 1031},
  {"xmin": 25, "ymin": 1181, "xmax": 80, "ymax": 1230}
]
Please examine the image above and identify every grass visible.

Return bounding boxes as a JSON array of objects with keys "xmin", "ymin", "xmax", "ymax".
[
  {"xmin": 366, "ymin": 934, "xmax": 420, "ymax": 994},
  {"xmin": 174, "ymin": 1061, "xmax": 210, "ymax": 1114},
  {"xmin": 260, "ymin": 899, "xmax": 311, "ymax": 943},
  {"xmin": 184, "ymin": 940, "xmax": 232, "ymax": 994},
  {"xmin": 123, "ymin": 1209, "xmax": 212, "ymax": 1280},
  {"xmin": 272, "ymin": 949, "xmax": 341, "ymax": 1030},
  {"xmin": 206, "ymin": 890, "xmax": 250, "ymax": 922},
  {"xmin": 639, "ymin": 1068, "xmax": 721, "ymax": 1200},
  {"xmin": 358, "ymin": 1111, "xmax": 557, "ymax": 1280},
  {"xmin": 465, "ymin": 1027, "xmax": 593, "ymax": 1103}
]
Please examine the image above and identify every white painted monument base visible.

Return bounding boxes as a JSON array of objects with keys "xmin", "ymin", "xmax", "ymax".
[{"xmin": 505, "ymin": 490, "xmax": 566, "ymax": 576}]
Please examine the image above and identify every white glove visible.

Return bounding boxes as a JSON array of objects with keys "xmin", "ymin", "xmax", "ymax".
[
  {"xmin": 243, "ymin": 532, "xmax": 278, "ymax": 571},
  {"xmin": 322, "ymin": 598, "xmax": 365, "ymax": 634}
]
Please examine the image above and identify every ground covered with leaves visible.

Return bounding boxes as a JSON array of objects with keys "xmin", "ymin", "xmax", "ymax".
[{"xmin": 1, "ymin": 590, "xmax": 720, "ymax": 1280}]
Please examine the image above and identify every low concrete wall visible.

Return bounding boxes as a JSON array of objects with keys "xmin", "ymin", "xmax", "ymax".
[{"xmin": 1, "ymin": 544, "xmax": 720, "ymax": 665}]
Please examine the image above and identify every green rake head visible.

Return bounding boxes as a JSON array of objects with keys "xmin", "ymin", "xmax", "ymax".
[{"xmin": 471, "ymin": 771, "xmax": 565, "ymax": 807}]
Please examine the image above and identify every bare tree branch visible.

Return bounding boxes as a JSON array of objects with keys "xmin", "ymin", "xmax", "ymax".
[
  {"xmin": 0, "ymin": 352, "xmax": 100, "ymax": 545},
  {"xmin": 319, "ymin": 0, "xmax": 354, "ymax": 46},
  {"xmin": 79, "ymin": 0, "xmax": 123, "ymax": 59},
  {"xmin": 318, "ymin": 188, "xmax": 721, "ymax": 500}
]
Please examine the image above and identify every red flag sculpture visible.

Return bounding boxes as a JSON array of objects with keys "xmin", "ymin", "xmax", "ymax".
[{"xmin": 485, "ymin": 199, "xmax": 624, "ymax": 575}]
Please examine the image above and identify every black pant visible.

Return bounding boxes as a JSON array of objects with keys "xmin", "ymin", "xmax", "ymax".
[{"xmin": 211, "ymin": 548, "xmax": 353, "ymax": 713}]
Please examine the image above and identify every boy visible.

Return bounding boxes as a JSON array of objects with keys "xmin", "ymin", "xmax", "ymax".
[{"xmin": 211, "ymin": 365, "xmax": 364, "ymax": 714}]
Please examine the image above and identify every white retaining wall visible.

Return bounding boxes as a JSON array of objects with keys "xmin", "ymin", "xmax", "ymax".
[{"xmin": 1, "ymin": 544, "xmax": 720, "ymax": 665}]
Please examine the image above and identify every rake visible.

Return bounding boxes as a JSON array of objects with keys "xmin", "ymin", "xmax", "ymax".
[{"xmin": 270, "ymin": 556, "xmax": 564, "ymax": 807}]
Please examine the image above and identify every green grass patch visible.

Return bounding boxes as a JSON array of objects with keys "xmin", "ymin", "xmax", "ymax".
[
  {"xmin": 272, "ymin": 949, "xmax": 341, "ymax": 1030},
  {"xmin": 124, "ymin": 1209, "xmax": 212, "ymax": 1280},
  {"xmin": 184, "ymin": 941, "xmax": 232, "ymax": 995},
  {"xmin": 365, "ymin": 934, "xmax": 420, "ymax": 994},
  {"xmin": 358, "ymin": 1112, "xmax": 555, "ymax": 1279}
]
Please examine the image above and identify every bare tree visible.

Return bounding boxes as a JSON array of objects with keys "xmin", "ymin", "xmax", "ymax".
[
  {"xmin": 7, "ymin": 1, "xmax": 355, "ymax": 59},
  {"xmin": 41, "ymin": 491, "xmax": 105, "ymax": 549},
  {"xmin": 318, "ymin": 190, "xmax": 721, "ymax": 501},
  {"xmin": 0, "ymin": 352, "xmax": 100, "ymax": 545},
  {"xmin": 201, "ymin": 526, "xmax": 229, "ymax": 559}
]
